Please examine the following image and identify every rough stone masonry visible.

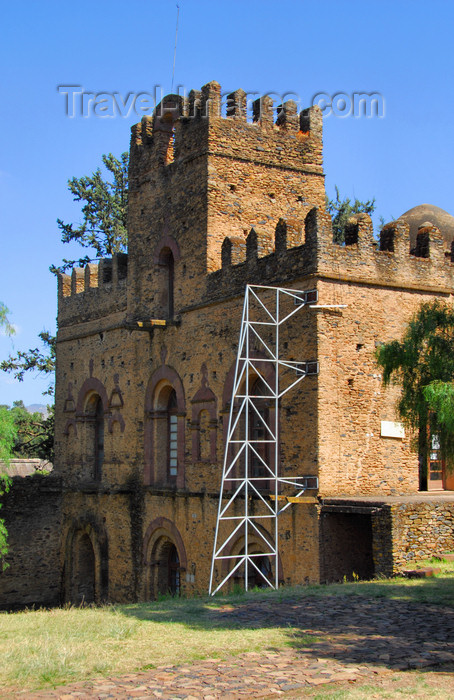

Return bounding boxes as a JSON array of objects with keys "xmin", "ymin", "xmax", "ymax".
[{"xmin": 1, "ymin": 81, "xmax": 453, "ymax": 608}]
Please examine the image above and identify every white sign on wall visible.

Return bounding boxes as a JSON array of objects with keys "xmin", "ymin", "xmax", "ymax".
[{"xmin": 380, "ymin": 421, "xmax": 405, "ymax": 439}]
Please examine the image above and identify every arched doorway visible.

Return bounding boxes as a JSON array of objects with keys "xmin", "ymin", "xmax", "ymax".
[
  {"xmin": 150, "ymin": 536, "xmax": 181, "ymax": 598},
  {"xmin": 142, "ymin": 518, "xmax": 188, "ymax": 600},
  {"xmin": 73, "ymin": 533, "xmax": 96, "ymax": 604},
  {"xmin": 64, "ymin": 518, "xmax": 109, "ymax": 605}
]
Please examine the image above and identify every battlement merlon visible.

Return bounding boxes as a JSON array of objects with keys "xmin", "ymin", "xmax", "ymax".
[
  {"xmin": 57, "ymin": 254, "xmax": 128, "ymax": 326},
  {"xmin": 210, "ymin": 211, "xmax": 454, "ymax": 299},
  {"xmin": 129, "ymin": 81, "xmax": 324, "ymax": 179}
]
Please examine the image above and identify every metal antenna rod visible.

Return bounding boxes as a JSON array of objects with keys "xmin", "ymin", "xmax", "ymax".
[{"xmin": 171, "ymin": 4, "xmax": 180, "ymax": 94}]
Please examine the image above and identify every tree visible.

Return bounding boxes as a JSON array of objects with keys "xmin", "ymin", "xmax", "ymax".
[
  {"xmin": 0, "ymin": 407, "xmax": 15, "ymax": 569},
  {"xmin": 2, "ymin": 153, "xmax": 128, "ymax": 453},
  {"xmin": 326, "ymin": 186, "xmax": 376, "ymax": 244},
  {"xmin": 0, "ymin": 303, "xmax": 15, "ymax": 337},
  {"xmin": 8, "ymin": 401, "xmax": 54, "ymax": 463},
  {"xmin": 0, "ymin": 331, "xmax": 56, "ymax": 396},
  {"xmin": 0, "ymin": 304, "xmax": 16, "ymax": 568},
  {"xmin": 376, "ymin": 300, "xmax": 454, "ymax": 488},
  {"xmin": 50, "ymin": 152, "xmax": 129, "ymax": 274}
]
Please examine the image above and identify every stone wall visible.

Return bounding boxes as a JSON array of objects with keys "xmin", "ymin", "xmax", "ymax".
[
  {"xmin": 320, "ymin": 497, "xmax": 454, "ymax": 581},
  {"xmin": 48, "ymin": 80, "xmax": 454, "ymax": 604},
  {"xmin": 0, "ymin": 475, "xmax": 62, "ymax": 609},
  {"xmin": 390, "ymin": 500, "xmax": 454, "ymax": 570}
]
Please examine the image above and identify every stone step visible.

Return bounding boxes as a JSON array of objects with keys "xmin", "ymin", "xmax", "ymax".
[{"xmin": 401, "ymin": 567, "xmax": 441, "ymax": 578}]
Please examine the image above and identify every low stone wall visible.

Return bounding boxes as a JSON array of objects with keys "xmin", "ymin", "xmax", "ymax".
[
  {"xmin": 2, "ymin": 459, "xmax": 53, "ymax": 477},
  {"xmin": 0, "ymin": 474, "xmax": 62, "ymax": 610},
  {"xmin": 390, "ymin": 500, "xmax": 454, "ymax": 570}
]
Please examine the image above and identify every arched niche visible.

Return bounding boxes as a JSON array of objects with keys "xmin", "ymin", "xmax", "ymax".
[{"xmin": 142, "ymin": 517, "xmax": 188, "ymax": 599}]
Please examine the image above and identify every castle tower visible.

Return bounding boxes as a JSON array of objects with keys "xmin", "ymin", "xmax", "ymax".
[{"xmin": 127, "ymin": 81, "xmax": 325, "ymax": 319}]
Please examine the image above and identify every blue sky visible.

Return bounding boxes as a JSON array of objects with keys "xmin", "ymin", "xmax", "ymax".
[{"xmin": 1, "ymin": 0, "xmax": 453, "ymax": 406}]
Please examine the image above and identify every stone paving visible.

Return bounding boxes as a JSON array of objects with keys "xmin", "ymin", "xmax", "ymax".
[{"xmin": 11, "ymin": 595, "xmax": 454, "ymax": 699}]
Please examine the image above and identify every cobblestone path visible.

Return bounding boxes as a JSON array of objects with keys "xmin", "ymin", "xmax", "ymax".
[{"xmin": 11, "ymin": 595, "xmax": 454, "ymax": 699}]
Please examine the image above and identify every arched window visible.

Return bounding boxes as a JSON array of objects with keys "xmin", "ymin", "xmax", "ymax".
[
  {"xmin": 158, "ymin": 247, "xmax": 174, "ymax": 319},
  {"xmin": 233, "ymin": 375, "xmax": 271, "ymax": 487},
  {"xmin": 94, "ymin": 397, "xmax": 104, "ymax": 481},
  {"xmin": 222, "ymin": 360, "xmax": 276, "ymax": 492},
  {"xmin": 151, "ymin": 384, "xmax": 179, "ymax": 485},
  {"xmin": 167, "ymin": 389, "xmax": 178, "ymax": 479},
  {"xmin": 249, "ymin": 376, "xmax": 269, "ymax": 480},
  {"xmin": 144, "ymin": 367, "xmax": 186, "ymax": 488},
  {"xmin": 84, "ymin": 392, "xmax": 105, "ymax": 482}
]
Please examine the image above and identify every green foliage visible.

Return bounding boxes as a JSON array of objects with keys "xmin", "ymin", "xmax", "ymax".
[
  {"xmin": 423, "ymin": 381, "xmax": 454, "ymax": 435},
  {"xmin": 0, "ymin": 407, "xmax": 15, "ymax": 569},
  {"xmin": 0, "ymin": 407, "xmax": 16, "ymax": 466},
  {"xmin": 8, "ymin": 401, "xmax": 54, "ymax": 462},
  {"xmin": 326, "ymin": 186, "xmax": 376, "ymax": 244},
  {"xmin": 376, "ymin": 300, "xmax": 454, "ymax": 470},
  {"xmin": 0, "ymin": 331, "xmax": 56, "ymax": 396},
  {"xmin": 51, "ymin": 152, "xmax": 129, "ymax": 274},
  {"xmin": 0, "ymin": 302, "xmax": 15, "ymax": 337}
]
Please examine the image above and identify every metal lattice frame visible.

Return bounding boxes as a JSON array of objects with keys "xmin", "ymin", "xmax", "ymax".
[{"xmin": 209, "ymin": 284, "xmax": 320, "ymax": 595}]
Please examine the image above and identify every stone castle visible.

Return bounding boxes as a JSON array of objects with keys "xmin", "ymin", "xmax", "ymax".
[{"xmin": 1, "ymin": 81, "xmax": 454, "ymax": 608}]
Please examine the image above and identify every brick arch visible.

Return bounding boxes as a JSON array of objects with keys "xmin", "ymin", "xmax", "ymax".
[
  {"xmin": 108, "ymin": 412, "xmax": 125, "ymax": 434},
  {"xmin": 63, "ymin": 418, "xmax": 78, "ymax": 436},
  {"xmin": 152, "ymin": 234, "xmax": 181, "ymax": 264},
  {"xmin": 75, "ymin": 377, "xmax": 109, "ymax": 414},
  {"xmin": 142, "ymin": 517, "xmax": 188, "ymax": 570},
  {"xmin": 145, "ymin": 365, "xmax": 185, "ymax": 413},
  {"xmin": 144, "ymin": 365, "xmax": 186, "ymax": 487}
]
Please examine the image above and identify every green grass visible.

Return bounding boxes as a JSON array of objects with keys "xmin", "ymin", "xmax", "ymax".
[{"xmin": 0, "ymin": 557, "xmax": 453, "ymax": 692}]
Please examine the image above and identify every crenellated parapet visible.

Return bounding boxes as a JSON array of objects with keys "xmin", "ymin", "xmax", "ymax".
[
  {"xmin": 129, "ymin": 81, "xmax": 324, "ymax": 188},
  {"xmin": 205, "ymin": 210, "xmax": 454, "ymax": 302},
  {"xmin": 127, "ymin": 81, "xmax": 327, "ymax": 313},
  {"xmin": 58, "ymin": 254, "xmax": 128, "ymax": 327}
]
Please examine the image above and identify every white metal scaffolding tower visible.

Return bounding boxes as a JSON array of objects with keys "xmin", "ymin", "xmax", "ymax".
[{"xmin": 209, "ymin": 284, "xmax": 320, "ymax": 595}]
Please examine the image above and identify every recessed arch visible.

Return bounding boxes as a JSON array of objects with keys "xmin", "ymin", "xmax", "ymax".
[
  {"xmin": 142, "ymin": 517, "xmax": 187, "ymax": 599},
  {"xmin": 75, "ymin": 377, "xmax": 109, "ymax": 414},
  {"xmin": 152, "ymin": 235, "xmax": 181, "ymax": 264},
  {"xmin": 153, "ymin": 236, "xmax": 180, "ymax": 320},
  {"xmin": 144, "ymin": 366, "xmax": 186, "ymax": 487},
  {"xmin": 145, "ymin": 365, "xmax": 185, "ymax": 413},
  {"xmin": 63, "ymin": 514, "xmax": 109, "ymax": 605}
]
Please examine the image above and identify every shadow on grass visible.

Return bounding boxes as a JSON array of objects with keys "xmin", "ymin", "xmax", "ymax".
[{"xmin": 119, "ymin": 577, "xmax": 454, "ymax": 672}]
